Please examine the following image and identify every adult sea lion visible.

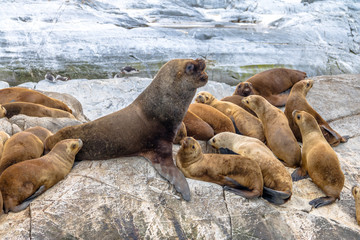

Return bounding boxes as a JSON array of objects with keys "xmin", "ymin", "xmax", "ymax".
[
  {"xmin": 291, "ymin": 110, "xmax": 344, "ymax": 208},
  {"xmin": 242, "ymin": 95, "xmax": 301, "ymax": 167},
  {"xmin": 0, "ymin": 139, "xmax": 82, "ymax": 213},
  {"xmin": 176, "ymin": 137, "xmax": 263, "ymax": 199},
  {"xmin": 45, "ymin": 59, "xmax": 209, "ymax": 201},
  {"xmin": 234, "ymin": 68, "xmax": 307, "ymax": 106},
  {"xmin": 195, "ymin": 91, "xmax": 265, "ymax": 142},
  {"xmin": 188, "ymin": 103, "xmax": 235, "ymax": 134},
  {"xmin": 352, "ymin": 186, "xmax": 360, "ymax": 225},
  {"xmin": 183, "ymin": 110, "xmax": 214, "ymax": 141},
  {"xmin": 209, "ymin": 132, "xmax": 292, "ymax": 205},
  {"xmin": 0, "ymin": 87, "xmax": 72, "ymax": 113},
  {"xmin": 284, "ymin": 79, "xmax": 348, "ymax": 146}
]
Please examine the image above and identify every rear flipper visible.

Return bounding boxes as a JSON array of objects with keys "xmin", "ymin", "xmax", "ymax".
[
  {"xmin": 10, "ymin": 185, "xmax": 46, "ymax": 213},
  {"xmin": 340, "ymin": 135, "xmax": 349, "ymax": 143},
  {"xmin": 309, "ymin": 196, "xmax": 336, "ymax": 208},
  {"xmin": 262, "ymin": 187, "xmax": 292, "ymax": 205},
  {"xmin": 291, "ymin": 168, "xmax": 309, "ymax": 181},
  {"xmin": 219, "ymin": 148, "xmax": 239, "ymax": 155},
  {"xmin": 223, "ymin": 176, "xmax": 261, "ymax": 199}
]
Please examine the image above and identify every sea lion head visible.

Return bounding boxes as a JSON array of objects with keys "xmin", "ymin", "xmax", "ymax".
[
  {"xmin": 209, "ymin": 132, "xmax": 232, "ymax": 150},
  {"xmin": 241, "ymin": 95, "xmax": 262, "ymax": 111},
  {"xmin": 194, "ymin": 91, "xmax": 215, "ymax": 104},
  {"xmin": 234, "ymin": 82, "xmax": 254, "ymax": 96},
  {"xmin": 0, "ymin": 105, "xmax": 7, "ymax": 118},
  {"xmin": 52, "ymin": 139, "xmax": 83, "ymax": 159},
  {"xmin": 293, "ymin": 79, "xmax": 314, "ymax": 96},
  {"xmin": 177, "ymin": 137, "xmax": 202, "ymax": 166},
  {"xmin": 292, "ymin": 110, "xmax": 318, "ymax": 133}
]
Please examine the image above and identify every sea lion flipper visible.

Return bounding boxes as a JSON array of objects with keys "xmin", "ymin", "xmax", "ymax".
[
  {"xmin": 223, "ymin": 186, "xmax": 260, "ymax": 199},
  {"xmin": 309, "ymin": 196, "xmax": 336, "ymax": 208},
  {"xmin": 340, "ymin": 135, "xmax": 350, "ymax": 143},
  {"xmin": 229, "ymin": 116, "xmax": 241, "ymax": 135},
  {"xmin": 291, "ymin": 168, "xmax": 309, "ymax": 181},
  {"xmin": 262, "ymin": 187, "xmax": 291, "ymax": 205},
  {"xmin": 219, "ymin": 148, "xmax": 239, "ymax": 155},
  {"xmin": 10, "ymin": 185, "xmax": 46, "ymax": 213}
]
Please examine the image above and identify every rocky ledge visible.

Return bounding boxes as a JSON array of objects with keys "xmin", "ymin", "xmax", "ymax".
[{"xmin": 0, "ymin": 74, "xmax": 359, "ymax": 239}]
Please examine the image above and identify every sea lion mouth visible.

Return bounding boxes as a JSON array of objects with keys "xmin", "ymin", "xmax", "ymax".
[{"xmin": 198, "ymin": 72, "xmax": 208, "ymax": 82}]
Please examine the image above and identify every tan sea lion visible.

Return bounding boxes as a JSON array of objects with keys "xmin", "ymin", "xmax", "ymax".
[
  {"xmin": 209, "ymin": 132, "xmax": 292, "ymax": 205},
  {"xmin": 0, "ymin": 131, "xmax": 10, "ymax": 160},
  {"xmin": 188, "ymin": 103, "xmax": 235, "ymax": 134},
  {"xmin": 242, "ymin": 95, "xmax": 301, "ymax": 167},
  {"xmin": 195, "ymin": 91, "xmax": 265, "ymax": 142},
  {"xmin": 221, "ymin": 95, "xmax": 256, "ymax": 116},
  {"xmin": 173, "ymin": 122, "xmax": 187, "ymax": 144},
  {"xmin": 0, "ymin": 87, "xmax": 72, "ymax": 113},
  {"xmin": 183, "ymin": 110, "xmax": 214, "ymax": 141},
  {"xmin": 291, "ymin": 110, "xmax": 344, "ymax": 208},
  {"xmin": 234, "ymin": 68, "xmax": 307, "ymax": 106},
  {"xmin": 352, "ymin": 186, "xmax": 360, "ymax": 225},
  {"xmin": 24, "ymin": 126, "xmax": 53, "ymax": 144},
  {"xmin": 44, "ymin": 59, "xmax": 209, "ymax": 201},
  {"xmin": 176, "ymin": 137, "xmax": 263, "ymax": 199},
  {"xmin": 0, "ymin": 139, "xmax": 83, "ymax": 213},
  {"xmin": 0, "ymin": 105, "xmax": 6, "ymax": 118},
  {"xmin": 2, "ymin": 102, "xmax": 76, "ymax": 119},
  {"xmin": 284, "ymin": 79, "xmax": 348, "ymax": 146}
]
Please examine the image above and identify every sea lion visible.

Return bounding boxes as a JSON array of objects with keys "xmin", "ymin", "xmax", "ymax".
[
  {"xmin": 0, "ymin": 131, "xmax": 44, "ymax": 174},
  {"xmin": 2, "ymin": 102, "xmax": 76, "ymax": 119},
  {"xmin": 0, "ymin": 139, "xmax": 82, "ymax": 213},
  {"xmin": 195, "ymin": 91, "xmax": 265, "ymax": 142},
  {"xmin": 352, "ymin": 186, "xmax": 360, "ymax": 225},
  {"xmin": 291, "ymin": 110, "xmax": 344, "ymax": 208},
  {"xmin": 0, "ymin": 87, "xmax": 72, "ymax": 113},
  {"xmin": 234, "ymin": 68, "xmax": 307, "ymax": 106},
  {"xmin": 176, "ymin": 137, "xmax": 263, "ymax": 199},
  {"xmin": 221, "ymin": 95, "xmax": 256, "ymax": 116},
  {"xmin": 209, "ymin": 132, "xmax": 292, "ymax": 205},
  {"xmin": 188, "ymin": 103, "xmax": 236, "ymax": 134},
  {"xmin": 0, "ymin": 105, "xmax": 6, "ymax": 118},
  {"xmin": 173, "ymin": 122, "xmax": 187, "ymax": 144},
  {"xmin": 24, "ymin": 126, "xmax": 53, "ymax": 144},
  {"xmin": 183, "ymin": 110, "xmax": 214, "ymax": 141},
  {"xmin": 284, "ymin": 79, "xmax": 348, "ymax": 146},
  {"xmin": 44, "ymin": 58, "xmax": 209, "ymax": 201},
  {"xmin": 0, "ymin": 131, "xmax": 10, "ymax": 160},
  {"xmin": 242, "ymin": 95, "xmax": 301, "ymax": 167}
]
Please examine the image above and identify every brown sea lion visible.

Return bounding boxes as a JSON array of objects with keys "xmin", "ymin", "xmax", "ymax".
[
  {"xmin": 173, "ymin": 122, "xmax": 187, "ymax": 144},
  {"xmin": 176, "ymin": 137, "xmax": 263, "ymax": 199},
  {"xmin": 188, "ymin": 103, "xmax": 235, "ymax": 134},
  {"xmin": 2, "ymin": 102, "xmax": 76, "ymax": 119},
  {"xmin": 284, "ymin": 79, "xmax": 348, "ymax": 146},
  {"xmin": 242, "ymin": 95, "xmax": 301, "ymax": 167},
  {"xmin": 352, "ymin": 186, "xmax": 360, "ymax": 225},
  {"xmin": 0, "ymin": 131, "xmax": 10, "ymax": 160},
  {"xmin": 0, "ymin": 139, "xmax": 82, "ymax": 213},
  {"xmin": 291, "ymin": 110, "xmax": 344, "ymax": 208},
  {"xmin": 24, "ymin": 126, "xmax": 53, "ymax": 144},
  {"xmin": 209, "ymin": 132, "xmax": 292, "ymax": 205},
  {"xmin": 195, "ymin": 91, "xmax": 265, "ymax": 142},
  {"xmin": 183, "ymin": 110, "xmax": 214, "ymax": 141},
  {"xmin": 0, "ymin": 87, "xmax": 72, "ymax": 113},
  {"xmin": 44, "ymin": 59, "xmax": 209, "ymax": 201},
  {"xmin": 234, "ymin": 68, "xmax": 307, "ymax": 106},
  {"xmin": 221, "ymin": 95, "xmax": 256, "ymax": 116},
  {"xmin": 0, "ymin": 131, "xmax": 44, "ymax": 174}
]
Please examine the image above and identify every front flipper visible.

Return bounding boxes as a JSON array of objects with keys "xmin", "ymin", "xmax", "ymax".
[
  {"xmin": 11, "ymin": 185, "xmax": 46, "ymax": 213},
  {"xmin": 291, "ymin": 168, "xmax": 309, "ymax": 181},
  {"xmin": 223, "ymin": 176, "xmax": 261, "ymax": 199},
  {"xmin": 309, "ymin": 196, "xmax": 336, "ymax": 208},
  {"xmin": 262, "ymin": 187, "xmax": 292, "ymax": 205}
]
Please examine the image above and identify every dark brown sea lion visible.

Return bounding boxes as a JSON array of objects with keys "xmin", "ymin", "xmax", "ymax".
[
  {"xmin": 0, "ymin": 139, "xmax": 82, "ymax": 213},
  {"xmin": 291, "ymin": 110, "xmax": 344, "ymax": 208},
  {"xmin": 44, "ymin": 58, "xmax": 209, "ymax": 201},
  {"xmin": 352, "ymin": 186, "xmax": 360, "ymax": 226},
  {"xmin": 0, "ymin": 87, "xmax": 72, "ymax": 113},
  {"xmin": 234, "ymin": 68, "xmax": 307, "ymax": 106},
  {"xmin": 183, "ymin": 110, "xmax": 214, "ymax": 141},
  {"xmin": 176, "ymin": 137, "xmax": 263, "ymax": 199},
  {"xmin": 242, "ymin": 95, "xmax": 301, "ymax": 168},
  {"xmin": 284, "ymin": 79, "xmax": 348, "ymax": 146}
]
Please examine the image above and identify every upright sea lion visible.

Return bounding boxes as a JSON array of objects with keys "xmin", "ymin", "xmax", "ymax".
[
  {"xmin": 0, "ymin": 87, "xmax": 72, "ymax": 113},
  {"xmin": 188, "ymin": 103, "xmax": 235, "ymax": 134},
  {"xmin": 2, "ymin": 102, "xmax": 76, "ymax": 119},
  {"xmin": 284, "ymin": 79, "xmax": 348, "ymax": 146},
  {"xmin": 291, "ymin": 110, "xmax": 344, "ymax": 208},
  {"xmin": 44, "ymin": 59, "xmax": 209, "ymax": 201},
  {"xmin": 176, "ymin": 137, "xmax": 263, "ymax": 199},
  {"xmin": 242, "ymin": 95, "xmax": 301, "ymax": 167},
  {"xmin": 173, "ymin": 122, "xmax": 187, "ymax": 144},
  {"xmin": 0, "ymin": 139, "xmax": 82, "ymax": 213},
  {"xmin": 352, "ymin": 186, "xmax": 360, "ymax": 225},
  {"xmin": 221, "ymin": 95, "xmax": 256, "ymax": 116},
  {"xmin": 234, "ymin": 68, "xmax": 307, "ymax": 106},
  {"xmin": 24, "ymin": 126, "xmax": 53, "ymax": 144},
  {"xmin": 183, "ymin": 110, "xmax": 214, "ymax": 141},
  {"xmin": 209, "ymin": 132, "xmax": 292, "ymax": 205},
  {"xmin": 195, "ymin": 91, "xmax": 265, "ymax": 142},
  {"xmin": 0, "ymin": 131, "xmax": 10, "ymax": 160}
]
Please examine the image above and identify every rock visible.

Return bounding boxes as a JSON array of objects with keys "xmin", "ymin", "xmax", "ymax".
[{"xmin": 0, "ymin": 74, "xmax": 360, "ymax": 239}]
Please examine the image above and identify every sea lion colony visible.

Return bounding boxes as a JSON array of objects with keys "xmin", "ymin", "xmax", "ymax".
[{"xmin": 0, "ymin": 62, "xmax": 354, "ymax": 224}]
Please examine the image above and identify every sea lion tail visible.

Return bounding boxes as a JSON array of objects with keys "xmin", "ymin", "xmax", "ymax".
[
  {"xmin": 262, "ymin": 187, "xmax": 292, "ymax": 205},
  {"xmin": 10, "ymin": 185, "xmax": 46, "ymax": 213}
]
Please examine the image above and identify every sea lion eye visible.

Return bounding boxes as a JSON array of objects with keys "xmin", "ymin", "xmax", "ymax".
[
  {"xmin": 306, "ymin": 82, "xmax": 310, "ymax": 87},
  {"xmin": 186, "ymin": 64, "xmax": 194, "ymax": 74},
  {"xmin": 297, "ymin": 115, "xmax": 300, "ymax": 120},
  {"xmin": 192, "ymin": 145, "xmax": 195, "ymax": 149},
  {"xmin": 246, "ymin": 100, "xmax": 249, "ymax": 104},
  {"xmin": 212, "ymin": 139, "xmax": 216, "ymax": 143},
  {"xmin": 71, "ymin": 144, "xmax": 77, "ymax": 149}
]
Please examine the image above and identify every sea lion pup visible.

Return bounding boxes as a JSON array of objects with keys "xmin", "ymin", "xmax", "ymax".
[
  {"xmin": 188, "ymin": 103, "xmax": 235, "ymax": 134},
  {"xmin": 176, "ymin": 137, "xmax": 263, "ymax": 199},
  {"xmin": 352, "ymin": 186, "xmax": 360, "ymax": 225},
  {"xmin": 0, "ymin": 87, "xmax": 72, "ymax": 113},
  {"xmin": 44, "ymin": 59, "xmax": 209, "ymax": 201},
  {"xmin": 0, "ymin": 131, "xmax": 44, "ymax": 174},
  {"xmin": 209, "ymin": 132, "xmax": 292, "ymax": 205},
  {"xmin": 24, "ymin": 126, "xmax": 53, "ymax": 144},
  {"xmin": 242, "ymin": 95, "xmax": 301, "ymax": 168},
  {"xmin": 284, "ymin": 79, "xmax": 348, "ymax": 147},
  {"xmin": 183, "ymin": 110, "xmax": 214, "ymax": 141},
  {"xmin": 234, "ymin": 68, "xmax": 307, "ymax": 107},
  {"xmin": 173, "ymin": 122, "xmax": 187, "ymax": 144},
  {"xmin": 195, "ymin": 91, "xmax": 265, "ymax": 142},
  {"xmin": 0, "ymin": 139, "xmax": 83, "ymax": 213},
  {"xmin": 0, "ymin": 131, "xmax": 10, "ymax": 160},
  {"xmin": 291, "ymin": 110, "xmax": 344, "ymax": 208},
  {"xmin": 2, "ymin": 102, "xmax": 76, "ymax": 119},
  {"xmin": 221, "ymin": 95, "xmax": 256, "ymax": 116}
]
